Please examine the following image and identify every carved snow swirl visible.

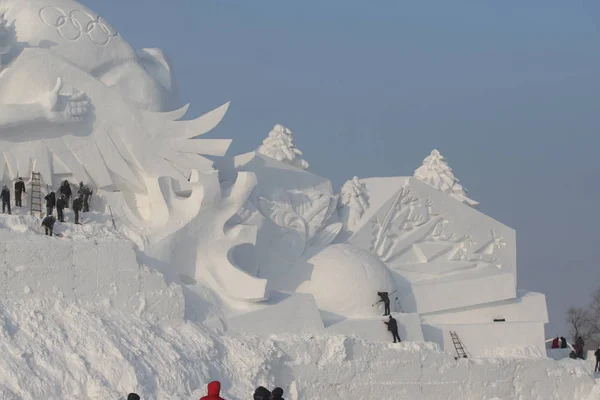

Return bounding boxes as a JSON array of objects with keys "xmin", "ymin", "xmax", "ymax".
[{"xmin": 39, "ymin": 6, "xmax": 118, "ymax": 47}]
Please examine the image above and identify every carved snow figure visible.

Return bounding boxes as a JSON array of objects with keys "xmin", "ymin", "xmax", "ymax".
[
  {"xmin": 414, "ymin": 149, "xmax": 479, "ymax": 207},
  {"xmin": 257, "ymin": 124, "xmax": 309, "ymax": 170},
  {"xmin": 0, "ymin": 0, "xmax": 231, "ymax": 212},
  {"xmin": 339, "ymin": 176, "xmax": 369, "ymax": 229}
]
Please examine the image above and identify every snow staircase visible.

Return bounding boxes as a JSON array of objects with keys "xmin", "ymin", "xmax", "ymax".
[
  {"xmin": 30, "ymin": 172, "xmax": 42, "ymax": 216},
  {"xmin": 450, "ymin": 330, "xmax": 468, "ymax": 359}
]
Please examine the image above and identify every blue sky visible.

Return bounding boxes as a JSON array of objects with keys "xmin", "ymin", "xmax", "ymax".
[{"xmin": 83, "ymin": 0, "xmax": 600, "ymax": 336}]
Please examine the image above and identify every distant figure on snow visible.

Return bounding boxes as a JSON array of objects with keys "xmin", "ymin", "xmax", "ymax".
[
  {"xmin": 272, "ymin": 387, "xmax": 285, "ymax": 400},
  {"xmin": 594, "ymin": 346, "xmax": 600, "ymax": 373},
  {"xmin": 560, "ymin": 336, "xmax": 567, "ymax": 349},
  {"xmin": 384, "ymin": 315, "xmax": 401, "ymax": 343},
  {"xmin": 14, "ymin": 177, "xmax": 25, "ymax": 207},
  {"xmin": 551, "ymin": 337, "xmax": 559, "ymax": 349},
  {"xmin": 376, "ymin": 291, "xmax": 391, "ymax": 316},
  {"xmin": 78, "ymin": 182, "xmax": 92, "ymax": 212},
  {"xmin": 72, "ymin": 195, "xmax": 83, "ymax": 225},
  {"xmin": 200, "ymin": 380, "xmax": 226, "ymax": 400},
  {"xmin": 253, "ymin": 386, "xmax": 271, "ymax": 400},
  {"xmin": 56, "ymin": 194, "xmax": 66, "ymax": 222},
  {"xmin": 45, "ymin": 190, "xmax": 56, "ymax": 216},
  {"xmin": 575, "ymin": 336, "xmax": 585, "ymax": 359},
  {"xmin": 41, "ymin": 215, "xmax": 56, "ymax": 236},
  {"xmin": 1, "ymin": 184, "xmax": 10, "ymax": 214},
  {"xmin": 59, "ymin": 180, "xmax": 72, "ymax": 208},
  {"xmin": 127, "ymin": 394, "xmax": 140, "ymax": 400}
]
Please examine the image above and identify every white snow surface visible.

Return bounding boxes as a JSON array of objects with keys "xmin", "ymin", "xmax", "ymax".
[
  {"xmin": 256, "ymin": 124, "xmax": 309, "ymax": 170},
  {"xmin": 0, "ymin": 296, "xmax": 596, "ymax": 400}
]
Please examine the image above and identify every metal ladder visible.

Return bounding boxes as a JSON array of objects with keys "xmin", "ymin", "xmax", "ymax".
[
  {"xmin": 450, "ymin": 331, "xmax": 468, "ymax": 359},
  {"xmin": 30, "ymin": 172, "xmax": 43, "ymax": 216}
]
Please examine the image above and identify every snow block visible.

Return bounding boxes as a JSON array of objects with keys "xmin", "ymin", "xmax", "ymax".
[
  {"xmin": 423, "ymin": 321, "xmax": 546, "ymax": 358},
  {"xmin": 325, "ymin": 312, "xmax": 424, "ymax": 343},
  {"xmin": 396, "ymin": 269, "xmax": 516, "ymax": 314},
  {"xmin": 421, "ymin": 290, "xmax": 549, "ymax": 325},
  {"xmin": 223, "ymin": 292, "xmax": 325, "ymax": 336}
]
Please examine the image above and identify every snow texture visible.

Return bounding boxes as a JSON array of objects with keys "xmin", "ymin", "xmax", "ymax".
[
  {"xmin": 414, "ymin": 149, "xmax": 479, "ymax": 207},
  {"xmin": 0, "ymin": 0, "xmax": 590, "ymax": 398},
  {"xmin": 257, "ymin": 124, "xmax": 309, "ymax": 170}
]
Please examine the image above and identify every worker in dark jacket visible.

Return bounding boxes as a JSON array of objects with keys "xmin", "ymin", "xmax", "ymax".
[
  {"xmin": 41, "ymin": 215, "xmax": 56, "ymax": 236},
  {"xmin": 594, "ymin": 346, "xmax": 600, "ymax": 373},
  {"xmin": 72, "ymin": 195, "xmax": 82, "ymax": 224},
  {"xmin": 14, "ymin": 177, "xmax": 25, "ymax": 207},
  {"xmin": 200, "ymin": 380, "xmax": 226, "ymax": 400},
  {"xmin": 59, "ymin": 180, "xmax": 72, "ymax": 208},
  {"xmin": 1, "ymin": 185, "xmax": 10, "ymax": 214},
  {"xmin": 271, "ymin": 387, "xmax": 285, "ymax": 400},
  {"xmin": 44, "ymin": 191, "xmax": 56, "ymax": 216},
  {"xmin": 78, "ymin": 182, "xmax": 92, "ymax": 212},
  {"xmin": 127, "ymin": 394, "xmax": 140, "ymax": 400},
  {"xmin": 376, "ymin": 291, "xmax": 391, "ymax": 316},
  {"xmin": 384, "ymin": 315, "xmax": 401, "ymax": 343},
  {"xmin": 56, "ymin": 194, "xmax": 66, "ymax": 222}
]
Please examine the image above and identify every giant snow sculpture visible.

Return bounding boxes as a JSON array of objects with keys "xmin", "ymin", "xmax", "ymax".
[{"xmin": 0, "ymin": 0, "xmax": 549, "ymax": 358}]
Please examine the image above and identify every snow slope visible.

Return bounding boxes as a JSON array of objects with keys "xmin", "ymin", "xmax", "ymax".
[{"xmin": 0, "ymin": 297, "xmax": 595, "ymax": 400}]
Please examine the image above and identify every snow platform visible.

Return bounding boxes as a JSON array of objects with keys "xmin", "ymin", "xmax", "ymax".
[
  {"xmin": 218, "ymin": 292, "xmax": 325, "ymax": 336},
  {"xmin": 325, "ymin": 313, "xmax": 424, "ymax": 343}
]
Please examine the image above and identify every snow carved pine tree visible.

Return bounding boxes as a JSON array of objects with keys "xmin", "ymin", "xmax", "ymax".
[
  {"xmin": 257, "ymin": 124, "xmax": 309, "ymax": 169},
  {"xmin": 414, "ymin": 149, "xmax": 479, "ymax": 207}
]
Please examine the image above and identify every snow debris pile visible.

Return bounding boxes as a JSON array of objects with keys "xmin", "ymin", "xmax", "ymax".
[
  {"xmin": 414, "ymin": 149, "xmax": 479, "ymax": 207},
  {"xmin": 257, "ymin": 124, "xmax": 310, "ymax": 170}
]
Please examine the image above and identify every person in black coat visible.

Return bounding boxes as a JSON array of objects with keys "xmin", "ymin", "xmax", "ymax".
[
  {"xmin": 56, "ymin": 194, "xmax": 66, "ymax": 222},
  {"xmin": 72, "ymin": 195, "xmax": 82, "ymax": 224},
  {"xmin": 560, "ymin": 336, "xmax": 567, "ymax": 349},
  {"xmin": 78, "ymin": 182, "xmax": 92, "ymax": 212},
  {"xmin": 1, "ymin": 184, "xmax": 10, "ymax": 214},
  {"xmin": 45, "ymin": 191, "xmax": 56, "ymax": 216},
  {"xmin": 41, "ymin": 215, "xmax": 56, "ymax": 236},
  {"xmin": 59, "ymin": 180, "xmax": 72, "ymax": 208},
  {"xmin": 384, "ymin": 315, "xmax": 401, "ymax": 343},
  {"xmin": 272, "ymin": 387, "xmax": 285, "ymax": 400},
  {"xmin": 127, "ymin": 394, "xmax": 140, "ymax": 400},
  {"xmin": 253, "ymin": 386, "xmax": 271, "ymax": 400},
  {"xmin": 14, "ymin": 177, "xmax": 25, "ymax": 207},
  {"xmin": 376, "ymin": 291, "xmax": 391, "ymax": 316}
]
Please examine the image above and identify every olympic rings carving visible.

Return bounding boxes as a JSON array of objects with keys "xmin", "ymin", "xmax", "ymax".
[{"xmin": 39, "ymin": 6, "xmax": 119, "ymax": 47}]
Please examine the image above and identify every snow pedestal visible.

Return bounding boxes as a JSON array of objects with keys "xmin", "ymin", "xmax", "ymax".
[
  {"xmin": 213, "ymin": 292, "xmax": 325, "ymax": 336},
  {"xmin": 423, "ymin": 321, "xmax": 547, "ymax": 358}
]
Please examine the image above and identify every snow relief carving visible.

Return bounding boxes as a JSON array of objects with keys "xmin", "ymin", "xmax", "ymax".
[
  {"xmin": 414, "ymin": 149, "xmax": 479, "ymax": 207},
  {"xmin": 339, "ymin": 176, "xmax": 369, "ymax": 230},
  {"xmin": 369, "ymin": 186, "xmax": 506, "ymax": 276},
  {"xmin": 255, "ymin": 187, "xmax": 341, "ymax": 260},
  {"xmin": 257, "ymin": 124, "xmax": 309, "ymax": 170},
  {"xmin": 39, "ymin": 6, "xmax": 118, "ymax": 46}
]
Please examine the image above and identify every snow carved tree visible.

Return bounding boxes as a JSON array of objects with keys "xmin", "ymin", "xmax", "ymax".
[
  {"xmin": 414, "ymin": 149, "xmax": 479, "ymax": 207},
  {"xmin": 339, "ymin": 176, "xmax": 369, "ymax": 229},
  {"xmin": 257, "ymin": 124, "xmax": 309, "ymax": 170}
]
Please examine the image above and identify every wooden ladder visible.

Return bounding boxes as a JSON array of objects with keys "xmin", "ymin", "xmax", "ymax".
[
  {"xmin": 30, "ymin": 172, "xmax": 43, "ymax": 216},
  {"xmin": 450, "ymin": 331, "xmax": 468, "ymax": 359}
]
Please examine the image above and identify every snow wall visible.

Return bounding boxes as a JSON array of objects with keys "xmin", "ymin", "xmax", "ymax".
[{"xmin": 0, "ymin": 235, "xmax": 184, "ymax": 323}]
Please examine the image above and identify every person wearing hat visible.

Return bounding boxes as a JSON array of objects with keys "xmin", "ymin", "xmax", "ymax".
[{"xmin": 271, "ymin": 387, "xmax": 285, "ymax": 400}]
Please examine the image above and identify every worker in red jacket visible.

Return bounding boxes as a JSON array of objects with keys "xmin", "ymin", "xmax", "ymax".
[{"xmin": 200, "ymin": 381, "xmax": 226, "ymax": 400}]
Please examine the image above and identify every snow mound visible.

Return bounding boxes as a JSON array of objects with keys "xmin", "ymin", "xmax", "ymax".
[{"xmin": 297, "ymin": 244, "xmax": 397, "ymax": 320}]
